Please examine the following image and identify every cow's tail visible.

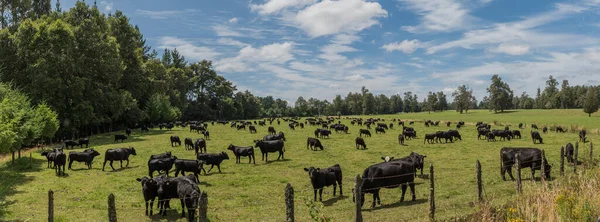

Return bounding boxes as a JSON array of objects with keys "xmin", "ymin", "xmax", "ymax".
[{"xmin": 499, "ymin": 149, "xmax": 503, "ymax": 177}]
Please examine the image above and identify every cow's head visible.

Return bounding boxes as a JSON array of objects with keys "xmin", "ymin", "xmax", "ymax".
[
  {"xmin": 253, "ymin": 140, "xmax": 262, "ymax": 147},
  {"xmin": 136, "ymin": 176, "xmax": 156, "ymax": 191},
  {"xmin": 220, "ymin": 151, "xmax": 230, "ymax": 159},
  {"xmin": 227, "ymin": 144, "xmax": 235, "ymax": 151},
  {"xmin": 303, "ymin": 167, "xmax": 320, "ymax": 179},
  {"xmin": 544, "ymin": 162, "xmax": 552, "ymax": 179},
  {"xmin": 381, "ymin": 156, "xmax": 394, "ymax": 162},
  {"xmin": 41, "ymin": 151, "xmax": 49, "ymax": 156},
  {"xmin": 279, "ymin": 132, "xmax": 286, "ymax": 141},
  {"xmin": 196, "ymin": 160, "xmax": 205, "ymax": 170},
  {"xmin": 154, "ymin": 176, "xmax": 169, "ymax": 196},
  {"xmin": 410, "ymin": 152, "xmax": 427, "ymax": 170},
  {"xmin": 88, "ymin": 149, "xmax": 100, "ymax": 157}
]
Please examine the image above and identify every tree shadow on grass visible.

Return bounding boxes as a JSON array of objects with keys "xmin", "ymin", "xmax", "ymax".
[
  {"xmin": 492, "ymin": 110, "xmax": 519, "ymax": 114},
  {"xmin": 362, "ymin": 198, "xmax": 428, "ymax": 212},
  {"xmin": 0, "ymin": 157, "xmax": 44, "ymax": 218},
  {"xmin": 78, "ymin": 129, "xmax": 172, "ymax": 149}
]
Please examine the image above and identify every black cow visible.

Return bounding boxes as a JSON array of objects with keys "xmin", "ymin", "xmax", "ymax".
[
  {"xmin": 478, "ymin": 128, "xmax": 490, "ymax": 140},
  {"xmin": 375, "ymin": 127, "xmax": 386, "ymax": 134},
  {"xmin": 307, "ymin": 137, "xmax": 324, "ymax": 151},
  {"xmin": 41, "ymin": 150, "xmax": 57, "ymax": 168},
  {"xmin": 493, "ymin": 130, "xmax": 511, "ymax": 141},
  {"xmin": 148, "ymin": 156, "xmax": 178, "ymax": 177},
  {"xmin": 565, "ymin": 143, "xmax": 575, "ymax": 163},
  {"xmin": 354, "ymin": 161, "xmax": 416, "ymax": 208},
  {"xmin": 531, "ymin": 131, "xmax": 543, "ymax": 144},
  {"xmin": 447, "ymin": 130, "xmax": 462, "ymax": 141},
  {"xmin": 196, "ymin": 152, "xmax": 230, "ymax": 173},
  {"xmin": 289, "ymin": 123, "xmax": 295, "ymax": 130},
  {"xmin": 542, "ymin": 126, "xmax": 548, "ymax": 134},
  {"xmin": 518, "ymin": 123, "xmax": 523, "ymax": 128},
  {"xmin": 102, "ymin": 147, "xmax": 137, "ymax": 171},
  {"xmin": 359, "ymin": 129, "xmax": 371, "ymax": 137},
  {"xmin": 556, "ymin": 126, "xmax": 565, "ymax": 133},
  {"xmin": 141, "ymin": 125, "xmax": 149, "ymax": 132},
  {"xmin": 512, "ymin": 130, "xmax": 522, "ymax": 139},
  {"xmin": 154, "ymin": 175, "xmax": 197, "ymax": 217},
  {"xmin": 377, "ymin": 123, "xmax": 388, "ymax": 129},
  {"xmin": 194, "ymin": 139, "xmax": 206, "ymax": 154},
  {"xmin": 579, "ymin": 130, "xmax": 587, "ymax": 143},
  {"xmin": 170, "ymin": 136, "xmax": 181, "ymax": 147},
  {"xmin": 174, "ymin": 159, "xmax": 205, "ymax": 181},
  {"xmin": 531, "ymin": 124, "xmax": 538, "ymax": 130},
  {"xmin": 403, "ymin": 130, "xmax": 416, "ymax": 140},
  {"xmin": 249, "ymin": 125, "xmax": 257, "ymax": 134},
  {"xmin": 68, "ymin": 148, "xmax": 100, "ymax": 169},
  {"xmin": 319, "ymin": 129, "xmax": 331, "ymax": 139},
  {"xmin": 202, "ymin": 131, "xmax": 210, "ymax": 140},
  {"xmin": 237, "ymin": 125, "xmax": 246, "ymax": 130},
  {"xmin": 435, "ymin": 131, "xmax": 453, "ymax": 143},
  {"xmin": 227, "ymin": 144, "xmax": 256, "ymax": 164},
  {"xmin": 268, "ymin": 126, "xmax": 276, "ymax": 135},
  {"xmin": 355, "ymin": 137, "xmax": 367, "ymax": 149},
  {"xmin": 78, "ymin": 138, "xmax": 90, "ymax": 148},
  {"xmin": 64, "ymin": 140, "xmax": 79, "ymax": 149},
  {"xmin": 136, "ymin": 176, "xmax": 158, "ymax": 216},
  {"xmin": 314, "ymin": 128, "xmax": 320, "ymax": 138},
  {"xmin": 264, "ymin": 131, "xmax": 286, "ymax": 141},
  {"xmin": 398, "ymin": 134, "xmax": 405, "ymax": 145},
  {"xmin": 500, "ymin": 147, "xmax": 551, "ymax": 181},
  {"xmin": 176, "ymin": 176, "xmax": 201, "ymax": 221},
  {"xmin": 54, "ymin": 150, "xmax": 67, "ymax": 175},
  {"xmin": 150, "ymin": 152, "xmax": 172, "ymax": 160},
  {"xmin": 424, "ymin": 134, "xmax": 436, "ymax": 144},
  {"xmin": 304, "ymin": 164, "xmax": 343, "ymax": 202},
  {"xmin": 486, "ymin": 132, "xmax": 496, "ymax": 142},
  {"xmin": 126, "ymin": 128, "xmax": 132, "ymax": 136},
  {"xmin": 184, "ymin": 138, "xmax": 194, "ymax": 150},
  {"xmin": 381, "ymin": 152, "xmax": 427, "ymax": 176},
  {"xmin": 446, "ymin": 122, "xmax": 451, "ymax": 127},
  {"xmin": 254, "ymin": 140, "xmax": 285, "ymax": 162},
  {"xmin": 114, "ymin": 134, "xmax": 127, "ymax": 143}
]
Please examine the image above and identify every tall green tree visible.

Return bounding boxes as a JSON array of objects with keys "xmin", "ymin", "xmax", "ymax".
[
  {"xmin": 583, "ymin": 87, "xmax": 599, "ymax": 117},
  {"xmin": 436, "ymin": 91, "xmax": 448, "ymax": 111},
  {"xmin": 452, "ymin": 85, "xmax": 474, "ymax": 114},
  {"xmin": 425, "ymin": 92, "xmax": 437, "ymax": 113},
  {"xmin": 486, "ymin": 75, "xmax": 513, "ymax": 113}
]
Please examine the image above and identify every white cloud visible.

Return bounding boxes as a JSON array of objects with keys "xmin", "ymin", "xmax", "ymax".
[
  {"xmin": 157, "ymin": 36, "xmax": 220, "ymax": 61},
  {"xmin": 403, "ymin": 62, "xmax": 424, "ymax": 69},
  {"xmin": 328, "ymin": 84, "xmax": 341, "ymax": 88},
  {"xmin": 100, "ymin": 1, "xmax": 113, "ymax": 12},
  {"xmin": 294, "ymin": 0, "xmax": 387, "ymax": 37},
  {"xmin": 426, "ymin": 3, "xmax": 596, "ymax": 54},
  {"xmin": 228, "ymin": 17, "xmax": 239, "ymax": 23},
  {"xmin": 212, "ymin": 25, "xmax": 243, "ymax": 37},
  {"xmin": 382, "ymin": 39, "xmax": 421, "ymax": 54},
  {"xmin": 398, "ymin": 0, "xmax": 474, "ymax": 33},
  {"xmin": 250, "ymin": 0, "xmax": 317, "ymax": 15},
  {"xmin": 488, "ymin": 43, "xmax": 530, "ymax": 55},
  {"xmin": 135, "ymin": 9, "xmax": 198, "ymax": 19},
  {"xmin": 215, "ymin": 42, "xmax": 295, "ymax": 73},
  {"xmin": 217, "ymin": 38, "xmax": 248, "ymax": 47},
  {"xmin": 344, "ymin": 74, "xmax": 364, "ymax": 81}
]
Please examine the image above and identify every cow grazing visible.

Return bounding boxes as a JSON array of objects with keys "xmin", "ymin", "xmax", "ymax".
[
  {"xmin": 424, "ymin": 134, "xmax": 436, "ymax": 144},
  {"xmin": 136, "ymin": 176, "xmax": 158, "ymax": 216},
  {"xmin": 531, "ymin": 131, "xmax": 543, "ymax": 144},
  {"xmin": 319, "ymin": 129, "xmax": 331, "ymax": 139},
  {"xmin": 518, "ymin": 123, "xmax": 523, "ymax": 128},
  {"xmin": 556, "ymin": 126, "xmax": 565, "ymax": 133},
  {"xmin": 196, "ymin": 152, "xmax": 230, "ymax": 173},
  {"xmin": 174, "ymin": 159, "xmax": 205, "ymax": 181},
  {"xmin": 268, "ymin": 126, "xmax": 276, "ymax": 135},
  {"xmin": 512, "ymin": 130, "xmax": 522, "ymax": 139},
  {"xmin": 126, "ymin": 128, "xmax": 132, "ymax": 136},
  {"xmin": 447, "ymin": 130, "xmax": 462, "ymax": 141},
  {"xmin": 398, "ymin": 134, "xmax": 405, "ymax": 145},
  {"xmin": 289, "ymin": 123, "xmax": 295, "ymax": 130},
  {"xmin": 565, "ymin": 143, "xmax": 575, "ymax": 163},
  {"xmin": 202, "ymin": 131, "xmax": 210, "ymax": 140},
  {"xmin": 194, "ymin": 139, "xmax": 206, "ymax": 154},
  {"xmin": 354, "ymin": 161, "xmax": 416, "ymax": 208},
  {"xmin": 500, "ymin": 147, "xmax": 551, "ymax": 181},
  {"xmin": 359, "ymin": 129, "xmax": 372, "ymax": 137},
  {"xmin": 150, "ymin": 152, "xmax": 171, "ymax": 160},
  {"xmin": 486, "ymin": 132, "xmax": 496, "ymax": 142},
  {"xmin": 64, "ymin": 140, "xmax": 79, "ymax": 149},
  {"xmin": 435, "ymin": 131, "xmax": 453, "ymax": 143},
  {"xmin": 542, "ymin": 126, "xmax": 548, "ymax": 134},
  {"xmin": 304, "ymin": 164, "xmax": 343, "ymax": 202},
  {"xmin": 78, "ymin": 138, "xmax": 90, "ymax": 148},
  {"xmin": 254, "ymin": 140, "xmax": 285, "ymax": 162},
  {"xmin": 377, "ymin": 123, "xmax": 388, "ymax": 129},
  {"xmin": 68, "ymin": 148, "xmax": 100, "ymax": 169},
  {"xmin": 579, "ymin": 130, "xmax": 587, "ymax": 143},
  {"xmin": 237, "ymin": 124, "xmax": 246, "ymax": 130},
  {"xmin": 531, "ymin": 124, "xmax": 538, "ymax": 130},
  {"xmin": 102, "ymin": 147, "xmax": 137, "ymax": 171},
  {"xmin": 446, "ymin": 122, "xmax": 451, "ymax": 127},
  {"xmin": 249, "ymin": 125, "xmax": 257, "ymax": 134},
  {"xmin": 114, "ymin": 134, "xmax": 127, "ymax": 143},
  {"xmin": 375, "ymin": 127, "xmax": 386, "ymax": 134},
  {"xmin": 306, "ymin": 137, "xmax": 324, "ymax": 151},
  {"xmin": 227, "ymin": 144, "xmax": 256, "ymax": 164},
  {"xmin": 148, "ymin": 156, "xmax": 178, "ymax": 177},
  {"xmin": 170, "ymin": 136, "xmax": 181, "ymax": 147},
  {"xmin": 264, "ymin": 131, "xmax": 286, "ymax": 141},
  {"xmin": 184, "ymin": 138, "xmax": 194, "ymax": 150},
  {"xmin": 355, "ymin": 137, "xmax": 367, "ymax": 149}
]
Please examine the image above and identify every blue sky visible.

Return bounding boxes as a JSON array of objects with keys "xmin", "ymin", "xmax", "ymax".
[{"xmin": 58, "ymin": 0, "xmax": 600, "ymax": 104}]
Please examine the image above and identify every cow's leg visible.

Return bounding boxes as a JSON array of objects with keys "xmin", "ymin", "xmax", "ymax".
[
  {"xmin": 319, "ymin": 188, "xmax": 323, "ymax": 202},
  {"xmin": 339, "ymin": 181, "xmax": 343, "ymax": 196},
  {"xmin": 501, "ymin": 166, "xmax": 507, "ymax": 181},
  {"xmin": 313, "ymin": 189, "xmax": 317, "ymax": 201},
  {"xmin": 333, "ymin": 184, "xmax": 337, "ymax": 197},
  {"xmin": 180, "ymin": 198, "xmax": 185, "ymax": 218},
  {"xmin": 207, "ymin": 165, "xmax": 215, "ymax": 173},
  {"xmin": 410, "ymin": 182, "xmax": 416, "ymax": 201},
  {"xmin": 110, "ymin": 160, "xmax": 116, "ymax": 171},
  {"xmin": 217, "ymin": 164, "xmax": 222, "ymax": 173},
  {"xmin": 145, "ymin": 201, "xmax": 149, "ymax": 216},
  {"xmin": 102, "ymin": 160, "xmax": 107, "ymax": 171},
  {"xmin": 507, "ymin": 166, "xmax": 515, "ymax": 180},
  {"xmin": 531, "ymin": 167, "xmax": 536, "ymax": 181},
  {"xmin": 68, "ymin": 160, "xmax": 72, "ymax": 170},
  {"xmin": 126, "ymin": 159, "xmax": 130, "ymax": 167},
  {"xmin": 120, "ymin": 160, "xmax": 123, "ymax": 168},
  {"xmin": 149, "ymin": 199, "xmax": 154, "ymax": 216},
  {"xmin": 371, "ymin": 193, "xmax": 377, "ymax": 208},
  {"xmin": 400, "ymin": 184, "xmax": 408, "ymax": 202}
]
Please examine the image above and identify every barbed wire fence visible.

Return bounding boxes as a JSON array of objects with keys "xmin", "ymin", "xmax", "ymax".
[{"xmin": 6, "ymin": 141, "xmax": 596, "ymax": 222}]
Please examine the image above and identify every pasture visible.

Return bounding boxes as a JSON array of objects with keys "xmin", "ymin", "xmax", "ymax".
[{"xmin": 1, "ymin": 109, "xmax": 599, "ymax": 221}]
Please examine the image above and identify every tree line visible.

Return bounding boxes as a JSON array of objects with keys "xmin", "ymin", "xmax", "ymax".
[{"xmin": 1, "ymin": 0, "xmax": 599, "ymax": 154}]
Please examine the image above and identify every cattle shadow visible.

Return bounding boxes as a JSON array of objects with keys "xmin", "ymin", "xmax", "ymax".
[
  {"xmin": 105, "ymin": 165, "xmax": 140, "ymax": 172},
  {"xmin": 263, "ymin": 159, "xmax": 292, "ymax": 165},
  {"xmin": 198, "ymin": 181, "xmax": 212, "ymax": 187},
  {"xmin": 362, "ymin": 198, "xmax": 428, "ymax": 212},
  {"xmin": 149, "ymin": 210, "xmax": 184, "ymax": 222},
  {"xmin": 201, "ymin": 171, "xmax": 236, "ymax": 176},
  {"xmin": 0, "ymin": 157, "xmax": 44, "ymax": 218},
  {"xmin": 322, "ymin": 195, "xmax": 348, "ymax": 206}
]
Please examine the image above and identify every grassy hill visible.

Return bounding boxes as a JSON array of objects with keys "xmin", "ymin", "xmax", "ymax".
[{"xmin": 1, "ymin": 109, "xmax": 599, "ymax": 221}]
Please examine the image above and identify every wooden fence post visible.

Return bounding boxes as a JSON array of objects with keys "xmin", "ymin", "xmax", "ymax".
[
  {"xmin": 476, "ymin": 160, "xmax": 482, "ymax": 202},
  {"xmin": 108, "ymin": 193, "xmax": 117, "ymax": 222},
  {"xmin": 48, "ymin": 189, "xmax": 54, "ymax": 222},
  {"xmin": 198, "ymin": 191, "xmax": 208, "ymax": 222},
  {"xmin": 590, "ymin": 142, "xmax": 594, "ymax": 163},
  {"xmin": 429, "ymin": 164, "xmax": 435, "ymax": 221},
  {"xmin": 574, "ymin": 142, "xmax": 579, "ymax": 173},
  {"xmin": 515, "ymin": 153, "xmax": 522, "ymax": 193},
  {"xmin": 541, "ymin": 150, "xmax": 546, "ymax": 181},
  {"xmin": 560, "ymin": 147, "xmax": 565, "ymax": 176},
  {"xmin": 285, "ymin": 183, "xmax": 294, "ymax": 222},
  {"xmin": 354, "ymin": 175, "xmax": 363, "ymax": 222}
]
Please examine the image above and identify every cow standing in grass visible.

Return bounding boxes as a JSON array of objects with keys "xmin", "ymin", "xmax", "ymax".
[{"xmin": 304, "ymin": 164, "xmax": 343, "ymax": 202}]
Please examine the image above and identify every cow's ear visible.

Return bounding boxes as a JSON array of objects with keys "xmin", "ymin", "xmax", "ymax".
[
  {"xmin": 381, "ymin": 157, "xmax": 385, "ymax": 160},
  {"xmin": 303, "ymin": 168, "xmax": 309, "ymax": 172},
  {"xmin": 316, "ymin": 168, "xmax": 320, "ymax": 171},
  {"xmin": 422, "ymin": 156, "xmax": 427, "ymax": 158},
  {"xmin": 136, "ymin": 178, "xmax": 142, "ymax": 182}
]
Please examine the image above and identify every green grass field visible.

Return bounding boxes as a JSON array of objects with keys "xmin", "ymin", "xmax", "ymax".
[{"xmin": 1, "ymin": 109, "xmax": 599, "ymax": 222}]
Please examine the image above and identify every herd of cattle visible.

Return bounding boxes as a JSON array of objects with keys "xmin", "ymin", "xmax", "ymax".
[{"xmin": 37, "ymin": 117, "xmax": 589, "ymax": 220}]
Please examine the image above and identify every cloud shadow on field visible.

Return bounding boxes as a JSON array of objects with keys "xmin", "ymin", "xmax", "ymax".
[{"xmin": 0, "ymin": 157, "xmax": 44, "ymax": 218}]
